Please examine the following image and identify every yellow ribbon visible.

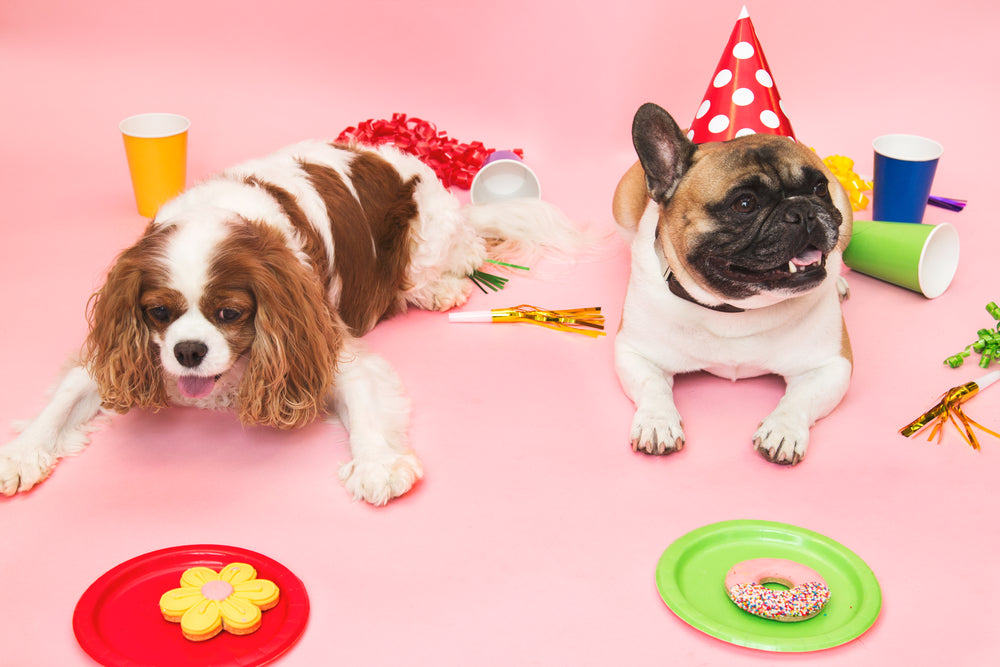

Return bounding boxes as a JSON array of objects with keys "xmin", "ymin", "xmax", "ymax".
[
  {"xmin": 900, "ymin": 379, "xmax": 1000, "ymax": 451},
  {"xmin": 822, "ymin": 155, "xmax": 873, "ymax": 212},
  {"xmin": 490, "ymin": 305, "xmax": 605, "ymax": 337}
]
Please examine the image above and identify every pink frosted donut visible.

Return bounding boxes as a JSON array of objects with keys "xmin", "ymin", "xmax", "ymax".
[{"xmin": 725, "ymin": 558, "xmax": 831, "ymax": 622}]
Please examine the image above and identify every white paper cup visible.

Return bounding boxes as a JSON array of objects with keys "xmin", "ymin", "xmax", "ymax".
[{"xmin": 470, "ymin": 150, "xmax": 541, "ymax": 204}]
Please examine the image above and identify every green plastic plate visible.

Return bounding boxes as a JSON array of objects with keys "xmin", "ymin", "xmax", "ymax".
[{"xmin": 655, "ymin": 519, "xmax": 881, "ymax": 652}]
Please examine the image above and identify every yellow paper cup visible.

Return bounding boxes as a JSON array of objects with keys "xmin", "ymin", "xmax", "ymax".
[
  {"xmin": 119, "ymin": 113, "xmax": 190, "ymax": 218},
  {"xmin": 843, "ymin": 220, "xmax": 959, "ymax": 298}
]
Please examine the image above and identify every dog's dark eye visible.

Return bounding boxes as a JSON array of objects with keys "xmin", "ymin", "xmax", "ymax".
[
  {"xmin": 813, "ymin": 180, "xmax": 829, "ymax": 198},
  {"xmin": 147, "ymin": 306, "xmax": 171, "ymax": 323},
  {"xmin": 732, "ymin": 194, "xmax": 759, "ymax": 214},
  {"xmin": 218, "ymin": 308, "xmax": 242, "ymax": 323}
]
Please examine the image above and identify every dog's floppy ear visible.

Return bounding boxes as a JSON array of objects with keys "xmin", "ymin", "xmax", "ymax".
[
  {"xmin": 233, "ymin": 223, "xmax": 344, "ymax": 430},
  {"xmin": 632, "ymin": 103, "xmax": 696, "ymax": 203},
  {"xmin": 84, "ymin": 225, "xmax": 170, "ymax": 413}
]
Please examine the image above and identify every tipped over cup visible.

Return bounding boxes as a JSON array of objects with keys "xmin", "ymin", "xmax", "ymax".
[
  {"xmin": 470, "ymin": 150, "xmax": 541, "ymax": 204},
  {"xmin": 843, "ymin": 220, "xmax": 959, "ymax": 298},
  {"xmin": 120, "ymin": 113, "xmax": 190, "ymax": 218}
]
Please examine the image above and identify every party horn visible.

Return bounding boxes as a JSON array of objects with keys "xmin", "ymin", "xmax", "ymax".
[{"xmin": 842, "ymin": 220, "xmax": 959, "ymax": 298}]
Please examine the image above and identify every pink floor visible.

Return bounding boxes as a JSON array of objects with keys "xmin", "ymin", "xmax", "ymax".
[{"xmin": 2, "ymin": 1, "xmax": 998, "ymax": 664}]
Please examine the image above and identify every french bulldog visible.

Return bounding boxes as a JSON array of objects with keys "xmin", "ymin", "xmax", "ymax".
[{"xmin": 613, "ymin": 103, "xmax": 853, "ymax": 464}]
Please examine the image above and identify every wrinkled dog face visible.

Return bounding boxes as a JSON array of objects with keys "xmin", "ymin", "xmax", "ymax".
[
  {"xmin": 633, "ymin": 104, "xmax": 846, "ymax": 302},
  {"xmin": 670, "ymin": 139, "xmax": 842, "ymax": 299}
]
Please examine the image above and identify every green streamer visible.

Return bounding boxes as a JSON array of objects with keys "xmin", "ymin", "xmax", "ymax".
[
  {"xmin": 485, "ymin": 259, "xmax": 530, "ymax": 271},
  {"xmin": 467, "ymin": 260, "xmax": 530, "ymax": 293},
  {"xmin": 469, "ymin": 270, "xmax": 508, "ymax": 293},
  {"xmin": 945, "ymin": 302, "xmax": 1000, "ymax": 368}
]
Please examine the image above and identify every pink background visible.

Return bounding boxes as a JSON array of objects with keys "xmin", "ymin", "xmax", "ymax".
[{"xmin": 2, "ymin": 0, "xmax": 998, "ymax": 664}]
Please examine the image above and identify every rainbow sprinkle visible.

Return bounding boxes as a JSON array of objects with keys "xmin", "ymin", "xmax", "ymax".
[{"xmin": 728, "ymin": 581, "xmax": 831, "ymax": 620}]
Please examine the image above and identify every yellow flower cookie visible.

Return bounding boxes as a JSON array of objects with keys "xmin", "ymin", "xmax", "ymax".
[{"xmin": 159, "ymin": 563, "xmax": 280, "ymax": 641}]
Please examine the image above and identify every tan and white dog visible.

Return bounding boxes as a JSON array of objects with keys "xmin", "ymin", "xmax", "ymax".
[{"xmin": 613, "ymin": 103, "xmax": 853, "ymax": 464}]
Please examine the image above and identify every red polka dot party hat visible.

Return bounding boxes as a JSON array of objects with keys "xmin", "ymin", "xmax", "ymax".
[{"xmin": 687, "ymin": 6, "xmax": 795, "ymax": 143}]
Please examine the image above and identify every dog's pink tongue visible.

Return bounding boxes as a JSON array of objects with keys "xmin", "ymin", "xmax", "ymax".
[
  {"xmin": 792, "ymin": 248, "xmax": 823, "ymax": 266},
  {"xmin": 178, "ymin": 375, "xmax": 216, "ymax": 399}
]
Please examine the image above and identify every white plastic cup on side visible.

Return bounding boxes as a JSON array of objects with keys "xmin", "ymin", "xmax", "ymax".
[{"xmin": 470, "ymin": 150, "xmax": 541, "ymax": 204}]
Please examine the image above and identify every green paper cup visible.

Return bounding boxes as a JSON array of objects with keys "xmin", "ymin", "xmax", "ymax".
[{"xmin": 843, "ymin": 220, "xmax": 959, "ymax": 298}]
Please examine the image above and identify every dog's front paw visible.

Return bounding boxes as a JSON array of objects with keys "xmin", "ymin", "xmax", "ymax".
[
  {"xmin": 338, "ymin": 450, "xmax": 423, "ymax": 506},
  {"xmin": 630, "ymin": 408, "xmax": 685, "ymax": 455},
  {"xmin": 753, "ymin": 414, "xmax": 809, "ymax": 465},
  {"xmin": 0, "ymin": 447, "xmax": 55, "ymax": 496}
]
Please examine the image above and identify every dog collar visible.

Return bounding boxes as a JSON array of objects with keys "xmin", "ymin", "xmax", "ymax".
[
  {"xmin": 654, "ymin": 235, "xmax": 745, "ymax": 313},
  {"xmin": 664, "ymin": 270, "xmax": 745, "ymax": 313}
]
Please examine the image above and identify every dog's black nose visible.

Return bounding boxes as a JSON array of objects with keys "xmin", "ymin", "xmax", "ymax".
[
  {"xmin": 174, "ymin": 341, "xmax": 208, "ymax": 368},
  {"xmin": 783, "ymin": 207, "xmax": 817, "ymax": 233}
]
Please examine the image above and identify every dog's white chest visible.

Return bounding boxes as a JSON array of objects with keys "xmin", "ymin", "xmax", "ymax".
[{"xmin": 703, "ymin": 362, "xmax": 769, "ymax": 381}]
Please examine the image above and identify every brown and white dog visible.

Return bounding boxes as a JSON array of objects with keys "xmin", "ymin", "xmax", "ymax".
[
  {"xmin": 614, "ymin": 103, "xmax": 852, "ymax": 464},
  {"xmin": 0, "ymin": 140, "xmax": 578, "ymax": 504}
]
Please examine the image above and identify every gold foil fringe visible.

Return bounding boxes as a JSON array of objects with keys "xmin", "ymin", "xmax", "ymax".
[
  {"xmin": 490, "ymin": 305, "xmax": 605, "ymax": 337},
  {"xmin": 900, "ymin": 379, "xmax": 1000, "ymax": 451}
]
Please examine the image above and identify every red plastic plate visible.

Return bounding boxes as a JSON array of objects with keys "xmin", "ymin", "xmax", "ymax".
[{"xmin": 73, "ymin": 545, "xmax": 309, "ymax": 666}]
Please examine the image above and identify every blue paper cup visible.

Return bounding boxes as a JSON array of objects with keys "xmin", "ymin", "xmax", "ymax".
[{"xmin": 872, "ymin": 134, "xmax": 943, "ymax": 223}]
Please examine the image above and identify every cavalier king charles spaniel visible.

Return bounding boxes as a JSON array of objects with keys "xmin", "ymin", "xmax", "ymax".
[{"xmin": 0, "ymin": 140, "xmax": 579, "ymax": 505}]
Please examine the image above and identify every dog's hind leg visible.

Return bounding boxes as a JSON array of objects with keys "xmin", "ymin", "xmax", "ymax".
[
  {"xmin": 398, "ymin": 173, "xmax": 487, "ymax": 312},
  {"xmin": 0, "ymin": 364, "xmax": 104, "ymax": 495},
  {"xmin": 330, "ymin": 339, "xmax": 422, "ymax": 506},
  {"xmin": 401, "ymin": 220, "xmax": 486, "ymax": 313}
]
